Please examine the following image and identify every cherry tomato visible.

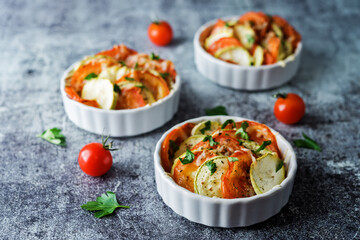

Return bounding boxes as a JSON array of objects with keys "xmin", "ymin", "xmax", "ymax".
[
  {"xmin": 274, "ymin": 93, "xmax": 306, "ymax": 124},
  {"xmin": 78, "ymin": 137, "xmax": 117, "ymax": 176},
  {"xmin": 148, "ymin": 21, "xmax": 173, "ymax": 46}
]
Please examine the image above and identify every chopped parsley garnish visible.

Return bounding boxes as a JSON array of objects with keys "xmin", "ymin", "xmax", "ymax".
[
  {"xmin": 159, "ymin": 72, "xmax": 170, "ymax": 79},
  {"xmin": 81, "ymin": 191, "xmax": 130, "ymax": 218},
  {"xmin": 150, "ymin": 52, "xmax": 160, "ymax": 60},
  {"xmin": 293, "ymin": 133, "xmax": 322, "ymax": 152},
  {"xmin": 221, "ymin": 119, "xmax": 236, "ymax": 129},
  {"xmin": 203, "ymin": 135, "xmax": 219, "ymax": 147},
  {"xmin": 204, "ymin": 106, "xmax": 228, "ymax": 116},
  {"xmin": 84, "ymin": 72, "xmax": 98, "ymax": 80},
  {"xmin": 125, "ymin": 77, "xmax": 135, "ymax": 81},
  {"xmin": 228, "ymin": 157, "xmax": 239, "ymax": 162},
  {"xmin": 179, "ymin": 149, "xmax": 195, "ymax": 164},
  {"xmin": 200, "ymin": 121, "xmax": 211, "ymax": 134},
  {"xmin": 246, "ymin": 35, "xmax": 255, "ymax": 44},
  {"xmin": 169, "ymin": 140, "xmax": 179, "ymax": 153},
  {"xmin": 254, "ymin": 140, "xmax": 272, "ymax": 153},
  {"xmin": 134, "ymin": 62, "xmax": 139, "ymax": 69},
  {"xmin": 113, "ymin": 84, "xmax": 121, "ymax": 93},
  {"xmin": 37, "ymin": 128, "xmax": 66, "ymax": 146},
  {"xmin": 225, "ymin": 22, "xmax": 230, "ymax": 27},
  {"xmin": 276, "ymin": 162, "xmax": 284, "ymax": 172},
  {"xmin": 205, "ymin": 160, "xmax": 217, "ymax": 175},
  {"xmin": 235, "ymin": 121, "xmax": 250, "ymax": 140},
  {"xmin": 118, "ymin": 61, "xmax": 126, "ymax": 66}
]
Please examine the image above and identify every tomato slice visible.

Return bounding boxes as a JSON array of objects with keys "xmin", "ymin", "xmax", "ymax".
[
  {"xmin": 192, "ymin": 134, "xmax": 243, "ymax": 156},
  {"xmin": 210, "ymin": 19, "xmax": 227, "ymax": 35},
  {"xmin": 263, "ymin": 49, "xmax": 276, "ymax": 65},
  {"xmin": 116, "ymin": 86, "xmax": 146, "ymax": 109},
  {"xmin": 161, "ymin": 123, "xmax": 195, "ymax": 172},
  {"xmin": 207, "ymin": 37, "xmax": 242, "ymax": 56},
  {"xmin": 172, "ymin": 149, "xmax": 217, "ymax": 192},
  {"xmin": 267, "ymin": 36, "xmax": 281, "ymax": 60},
  {"xmin": 236, "ymin": 120, "xmax": 281, "ymax": 157},
  {"xmin": 221, "ymin": 150, "xmax": 255, "ymax": 198},
  {"xmin": 138, "ymin": 71, "xmax": 170, "ymax": 100},
  {"xmin": 96, "ymin": 44, "xmax": 137, "ymax": 61},
  {"xmin": 238, "ymin": 12, "xmax": 270, "ymax": 27}
]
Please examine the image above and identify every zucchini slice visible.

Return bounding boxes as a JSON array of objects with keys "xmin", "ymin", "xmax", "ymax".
[
  {"xmin": 98, "ymin": 66, "xmax": 132, "ymax": 83},
  {"xmin": 205, "ymin": 29, "xmax": 234, "ymax": 49},
  {"xmin": 194, "ymin": 156, "xmax": 229, "ymax": 198},
  {"xmin": 234, "ymin": 24, "xmax": 256, "ymax": 49},
  {"xmin": 191, "ymin": 120, "xmax": 221, "ymax": 136},
  {"xmin": 81, "ymin": 78, "xmax": 117, "ymax": 110},
  {"xmin": 174, "ymin": 135, "xmax": 206, "ymax": 159},
  {"xmin": 215, "ymin": 46, "xmax": 251, "ymax": 66},
  {"xmin": 250, "ymin": 153, "xmax": 285, "ymax": 195},
  {"xmin": 253, "ymin": 45, "xmax": 264, "ymax": 66}
]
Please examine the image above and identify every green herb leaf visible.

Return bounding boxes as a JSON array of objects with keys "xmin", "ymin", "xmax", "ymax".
[
  {"xmin": 125, "ymin": 77, "xmax": 135, "ymax": 81},
  {"xmin": 235, "ymin": 121, "xmax": 250, "ymax": 140},
  {"xmin": 113, "ymin": 84, "xmax": 121, "ymax": 93},
  {"xmin": 84, "ymin": 72, "xmax": 98, "ymax": 80},
  {"xmin": 169, "ymin": 140, "xmax": 179, "ymax": 153},
  {"xmin": 203, "ymin": 135, "xmax": 219, "ymax": 147},
  {"xmin": 204, "ymin": 106, "xmax": 228, "ymax": 116},
  {"xmin": 159, "ymin": 72, "xmax": 170, "ymax": 79},
  {"xmin": 150, "ymin": 52, "xmax": 160, "ymax": 60},
  {"xmin": 205, "ymin": 160, "xmax": 217, "ymax": 175},
  {"xmin": 228, "ymin": 157, "xmax": 239, "ymax": 162},
  {"xmin": 200, "ymin": 120, "xmax": 211, "ymax": 134},
  {"xmin": 134, "ymin": 62, "xmax": 139, "ymax": 69},
  {"xmin": 254, "ymin": 140, "xmax": 272, "ymax": 153},
  {"xmin": 118, "ymin": 61, "xmax": 126, "ymax": 66},
  {"xmin": 221, "ymin": 119, "xmax": 235, "ymax": 129},
  {"xmin": 246, "ymin": 35, "xmax": 255, "ymax": 44},
  {"xmin": 293, "ymin": 133, "xmax": 322, "ymax": 151},
  {"xmin": 276, "ymin": 161, "xmax": 284, "ymax": 172},
  {"xmin": 81, "ymin": 191, "xmax": 129, "ymax": 218},
  {"xmin": 37, "ymin": 128, "xmax": 66, "ymax": 146},
  {"xmin": 225, "ymin": 22, "xmax": 230, "ymax": 27},
  {"xmin": 179, "ymin": 149, "xmax": 195, "ymax": 164}
]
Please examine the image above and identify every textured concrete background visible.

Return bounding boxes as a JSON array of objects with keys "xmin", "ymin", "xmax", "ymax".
[{"xmin": 0, "ymin": 0, "xmax": 359, "ymax": 239}]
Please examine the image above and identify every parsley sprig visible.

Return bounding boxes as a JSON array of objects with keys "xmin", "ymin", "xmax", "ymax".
[
  {"xmin": 293, "ymin": 133, "xmax": 322, "ymax": 151},
  {"xmin": 200, "ymin": 121, "xmax": 211, "ymax": 134},
  {"xmin": 254, "ymin": 140, "xmax": 272, "ymax": 153},
  {"xmin": 203, "ymin": 135, "xmax": 219, "ymax": 147},
  {"xmin": 37, "ymin": 128, "xmax": 66, "ymax": 146},
  {"xmin": 235, "ymin": 121, "xmax": 250, "ymax": 140},
  {"xmin": 221, "ymin": 119, "xmax": 236, "ymax": 129},
  {"xmin": 204, "ymin": 106, "xmax": 228, "ymax": 116},
  {"xmin": 159, "ymin": 72, "xmax": 170, "ymax": 79},
  {"xmin": 276, "ymin": 162, "xmax": 284, "ymax": 172},
  {"xmin": 150, "ymin": 52, "xmax": 160, "ymax": 60},
  {"xmin": 169, "ymin": 140, "xmax": 179, "ymax": 153},
  {"xmin": 179, "ymin": 149, "xmax": 195, "ymax": 164},
  {"xmin": 81, "ymin": 191, "xmax": 129, "ymax": 218},
  {"xmin": 84, "ymin": 72, "xmax": 98, "ymax": 80},
  {"xmin": 205, "ymin": 160, "xmax": 217, "ymax": 175},
  {"xmin": 228, "ymin": 157, "xmax": 238, "ymax": 162}
]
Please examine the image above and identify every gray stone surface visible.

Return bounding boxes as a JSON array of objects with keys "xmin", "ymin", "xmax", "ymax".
[{"xmin": 0, "ymin": 0, "xmax": 359, "ymax": 239}]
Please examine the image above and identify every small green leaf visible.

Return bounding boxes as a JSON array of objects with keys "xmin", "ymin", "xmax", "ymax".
[
  {"xmin": 159, "ymin": 72, "xmax": 170, "ymax": 79},
  {"xmin": 228, "ymin": 157, "xmax": 238, "ymax": 162},
  {"xmin": 276, "ymin": 161, "xmax": 284, "ymax": 172},
  {"xmin": 118, "ymin": 61, "xmax": 126, "ymax": 66},
  {"xmin": 225, "ymin": 22, "xmax": 230, "ymax": 27},
  {"xmin": 113, "ymin": 84, "xmax": 121, "ymax": 93},
  {"xmin": 84, "ymin": 72, "xmax": 98, "ymax": 80},
  {"xmin": 134, "ymin": 62, "xmax": 139, "ymax": 69},
  {"xmin": 150, "ymin": 52, "xmax": 160, "ymax": 60},
  {"xmin": 37, "ymin": 128, "xmax": 66, "ymax": 146},
  {"xmin": 254, "ymin": 140, "xmax": 272, "ymax": 153},
  {"xmin": 246, "ymin": 35, "xmax": 255, "ymax": 44},
  {"xmin": 203, "ymin": 135, "xmax": 219, "ymax": 147},
  {"xmin": 235, "ymin": 121, "xmax": 250, "ymax": 140},
  {"xmin": 200, "ymin": 121, "xmax": 211, "ymax": 134},
  {"xmin": 169, "ymin": 140, "xmax": 179, "ymax": 153},
  {"xmin": 205, "ymin": 160, "xmax": 217, "ymax": 175},
  {"xmin": 125, "ymin": 77, "xmax": 135, "ymax": 81},
  {"xmin": 179, "ymin": 149, "xmax": 195, "ymax": 164},
  {"xmin": 221, "ymin": 119, "xmax": 235, "ymax": 129},
  {"xmin": 81, "ymin": 191, "xmax": 129, "ymax": 218},
  {"xmin": 293, "ymin": 133, "xmax": 322, "ymax": 151},
  {"xmin": 204, "ymin": 106, "xmax": 228, "ymax": 116}
]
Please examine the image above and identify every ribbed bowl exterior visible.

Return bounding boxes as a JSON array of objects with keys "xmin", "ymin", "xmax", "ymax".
[
  {"xmin": 154, "ymin": 116, "xmax": 297, "ymax": 227},
  {"xmin": 194, "ymin": 17, "xmax": 302, "ymax": 91},
  {"xmin": 60, "ymin": 66, "xmax": 181, "ymax": 137}
]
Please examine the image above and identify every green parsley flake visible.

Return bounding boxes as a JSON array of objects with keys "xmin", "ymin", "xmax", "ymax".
[
  {"xmin": 159, "ymin": 72, "xmax": 170, "ymax": 79},
  {"xmin": 221, "ymin": 119, "xmax": 236, "ymax": 129},
  {"xmin": 205, "ymin": 160, "xmax": 217, "ymax": 175},
  {"xmin": 276, "ymin": 162, "xmax": 284, "ymax": 172},
  {"xmin": 203, "ymin": 135, "xmax": 219, "ymax": 147},
  {"xmin": 84, "ymin": 72, "xmax": 98, "ymax": 80},
  {"xmin": 293, "ymin": 133, "xmax": 322, "ymax": 152},
  {"xmin": 150, "ymin": 53, "xmax": 160, "ymax": 60},
  {"xmin": 37, "ymin": 128, "xmax": 66, "ymax": 146},
  {"xmin": 179, "ymin": 149, "xmax": 195, "ymax": 164},
  {"xmin": 169, "ymin": 140, "xmax": 179, "ymax": 153},
  {"xmin": 200, "ymin": 121, "xmax": 211, "ymax": 134},
  {"xmin": 246, "ymin": 35, "xmax": 255, "ymax": 44},
  {"xmin": 254, "ymin": 140, "xmax": 272, "ymax": 153},
  {"xmin": 235, "ymin": 121, "xmax": 250, "ymax": 140},
  {"xmin": 113, "ymin": 84, "xmax": 121, "ymax": 93},
  {"xmin": 125, "ymin": 77, "xmax": 135, "ymax": 81},
  {"xmin": 228, "ymin": 157, "xmax": 239, "ymax": 162}
]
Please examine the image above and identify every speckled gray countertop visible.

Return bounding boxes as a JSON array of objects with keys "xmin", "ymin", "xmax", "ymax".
[{"xmin": 0, "ymin": 0, "xmax": 359, "ymax": 239}]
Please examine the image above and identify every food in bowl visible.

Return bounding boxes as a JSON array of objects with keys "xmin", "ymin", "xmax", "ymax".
[
  {"xmin": 161, "ymin": 118, "xmax": 286, "ymax": 199},
  {"xmin": 64, "ymin": 44, "xmax": 177, "ymax": 110},
  {"xmin": 203, "ymin": 11, "xmax": 301, "ymax": 66}
]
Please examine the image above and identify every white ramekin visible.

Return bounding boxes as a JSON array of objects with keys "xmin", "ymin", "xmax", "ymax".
[
  {"xmin": 60, "ymin": 64, "xmax": 181, "ymax": 137},
  {"xmin": 194, "ymin": 16, "xmax": 302, "ymax": 90},
  {"xmin": 154, "ymin": 116, "xmax": 297, "ymax": 227}
]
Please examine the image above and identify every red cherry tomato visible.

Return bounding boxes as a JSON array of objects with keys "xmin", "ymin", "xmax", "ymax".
[
  {"xmin": 78, "ymin": 137, "xmax": 116, "ymax": 176},
  {"xmin": 274, "ymin": 93, "xmax": 306, "ymax": 124},
  {"xmin": 148, "ymin": 21, "xmax": 173, "ymax": 46}
]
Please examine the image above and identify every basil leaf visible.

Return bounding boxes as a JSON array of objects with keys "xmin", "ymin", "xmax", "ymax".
[
  {"xmin": 200, "ymin": 121, "xmax": 211, "ymax": 134},
  {"xmin": 203, "ymin": 135, "xmax": 219, "ymax": 147},
  {"xmin": 293, "ymin": 133, "xmax": 322, "ymax": 151},
  {"xmin": 150, "ymin": 52, "xmax": 160, "ymax": 60},
  {"xmin": 159, "ymin": 72, "xmax": 170, "ymax": 79},
  {"xmin": 84, "ymin": 72, "xmax": 98, "ymax": 80},
  {"xmin": 228, "ymin": 157, "xmax": 238, "ymax": 162},
  {"xmin": 221, "ymin": 119, "xmax": 235, "ymax": 129},
  {"xmin": 125, "ymin": 77, "xmax": 135, "ymax": 81},
  {"xmin": 179, "ymin": 149, "xmax": 195, "ymax": 164},
  {"xmin": 113, "ymin": 84, "xmax": 121, "ymax": 93},
  {"xmin": 205, "ymin": 160, "xmax": 217, "ymax": 175},
  {"xmin": 276, "ymin": 162, "xmax": 284, "ymax": 172},
  {"xmin": 235, "ymin": 121, "xmax": 250, "ymax": 140},
  {"xmin": 204, "ymin": 106, "xmax": 228, "ymax": 116},
  {"xmin": 37, "ymin": 128, "xmax": 66, "ymax": 146},
  {"xmin": 254, "ymin": 140, "xmax": 272, "ymax": 153},
  {"xmin": 169, "ymin": 140, "xmax": 179, "ymax": 153}
]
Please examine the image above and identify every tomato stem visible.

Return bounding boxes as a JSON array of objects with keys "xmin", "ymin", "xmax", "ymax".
[
  {"xmin": 273, "ymin": 92, "xmax": 288, "ymax": 99},
  {"xmin": 102, "ymin": 135, "xmax": 119, "ymax": 151}
]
